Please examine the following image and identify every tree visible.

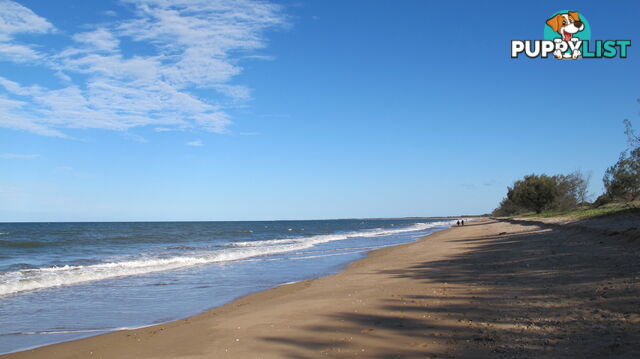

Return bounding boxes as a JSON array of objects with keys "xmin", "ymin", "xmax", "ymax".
[
  {"xmin": 507, "ymin": 174, "xmax": 559, "ymax": 214},
  {"xmin": 493, "ymin": 171, "xmax": 591, "ymax": 216},
  {"xmin": 492, "ymin": 196, "xmax": 522, "ymax": 216},
  {"xmin": 624, "ymin": 117, "xmax": 640, "ymax": 148},
  {"xmin": 602, "ymin": 109, "xmax": 640, "ymax": 202},
  {"xmin": 603, "ymin": 147, "xmax": 640, "ymax": 202},
  {"xmin": 555, "ymin": 170, "xmax": 591, "ymax": 207},
  {"xmin": 570, "ymin": 170, "xmax": 591, "ymax": 204}
]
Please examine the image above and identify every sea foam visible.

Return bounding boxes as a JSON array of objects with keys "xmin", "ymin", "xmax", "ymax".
[{"xmin": 0, "ymin": 221, "xmax": 455, "ymax": 296}]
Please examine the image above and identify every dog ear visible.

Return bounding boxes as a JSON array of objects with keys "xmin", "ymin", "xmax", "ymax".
[
  {"xmin": 568, "ymin": 11, "xmax": 580, "ymax": 22},
  {"xmin": 546, "ymin": 14, "xmax": 561, "ymax": 33}
]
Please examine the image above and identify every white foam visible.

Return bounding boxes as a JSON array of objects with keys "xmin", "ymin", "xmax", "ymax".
[
  {"xmin": 1, "ymin": 328, "xmax": 114, "ymax": 336},
  {"xmin": 0, "ymin": 221, "xmax": 455, "ymax": 296},
  {"xmin": 231, "ymin": 221, "xmax": 454, "ymax": 248}
]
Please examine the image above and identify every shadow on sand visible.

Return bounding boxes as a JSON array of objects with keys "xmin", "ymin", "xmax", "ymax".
[{"xmin": 260, "ymin": 218, "xmax": 640, "ymax": 358}]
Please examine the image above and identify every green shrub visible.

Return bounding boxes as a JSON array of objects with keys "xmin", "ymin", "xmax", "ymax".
[
  {"xmin": 508, "ymin": 174, "xmax": 558, "ymax": 214},
  {"xmin": 493, "ymin": 171, "xmax": 591, "ymax": 216},
  {"xmin": 593, "ymin": 193, "xmax": 612, "ymax": 207},
  {"xmin": 603, "ymin": 118, "xmax": 640, "ymax": 202},
  {"xmin": 603, "ymin": 147, "xmax": 640, "ymax": 201}
]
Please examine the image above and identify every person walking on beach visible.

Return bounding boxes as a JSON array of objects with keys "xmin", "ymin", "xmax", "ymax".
[
  {"xmin": 461, "ymin": 219, "xmax": 465, "ymax": 226},
  {"xmin": 456, "ymin": 220, "xmax": 460, "ymax": 226}
]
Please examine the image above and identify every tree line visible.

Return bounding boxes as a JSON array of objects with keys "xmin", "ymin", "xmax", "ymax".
[{"xmin": 493, "ymin": 102, "xmax": 640, "ymax": 216}]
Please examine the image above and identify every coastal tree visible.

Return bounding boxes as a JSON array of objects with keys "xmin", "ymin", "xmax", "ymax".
[
  {"xmin": 601, "ymin": 109, "xmax": 640, "ymax": 203},
  {"xmin": 624, "ymin": 117, "xmax": 640, "ymax": 148},
  {"xmin": 555, "ymin": 170, "xmax": 591, "ymax": 207},
  {"xmin": 492, "ymin": 196, "xmax": 522, "ymax": 217},
  {"xmin": 493, "ymin": 171, "xmax": 591, "ymax": 215},
  {"xmin": 507, "ymin": 174, "xmax": 558, "ymax": 214},
  {"xmin": 603, "ymin": 149, "xmax": 640, "ymax": 201}
]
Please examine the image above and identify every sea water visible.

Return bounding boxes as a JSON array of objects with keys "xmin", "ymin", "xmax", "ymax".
[{"xmin": 0, "ymin": 218, "xmax": 455, "ymax": 353}]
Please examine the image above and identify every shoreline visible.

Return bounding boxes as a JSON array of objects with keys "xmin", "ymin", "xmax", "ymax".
[
  {"xmin": 2, "ymin": 223, "xmax": 460, "ymax": 358},
  {"xmin": 4, "ymin": 217, "xmax": 639, "ymax": 358},
  {"xmin": 1, "ymin": 222, "xmax": 457, "ymax": 356}
]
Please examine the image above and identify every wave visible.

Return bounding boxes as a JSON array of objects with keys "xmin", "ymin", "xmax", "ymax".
[
  {"xmin": 0, "ymin": 220, "xmax": 455, "ymax": 296},
  {"xmin": 230, "ymin": 221, "xmax": 453, "ymax": 248}
]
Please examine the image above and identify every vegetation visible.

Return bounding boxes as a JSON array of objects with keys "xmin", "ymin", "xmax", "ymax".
[
  {"xmin": 494, "ymin": 100, "xmax": 639, "ymax": 218},
  {"xmin": 599, "ymin": 119, "xmax": 640, "ymax": 203},
  {"xmin": 520, "ymin": 201, "xmax": 639, "ymax": 219},
  {"xmin": 493, "ymin": 172, "xmax": 590, "ymax": 216}
]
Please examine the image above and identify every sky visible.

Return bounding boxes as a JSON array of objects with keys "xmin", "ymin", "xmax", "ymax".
[{"xmin": 1, "ymin": 0, "xmax": 639, "ymax": 222}]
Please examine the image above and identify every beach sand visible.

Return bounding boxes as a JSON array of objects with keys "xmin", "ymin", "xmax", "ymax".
[{"xmin": 4, "ymin": 218, "xmax": 640, "ymax": 358}]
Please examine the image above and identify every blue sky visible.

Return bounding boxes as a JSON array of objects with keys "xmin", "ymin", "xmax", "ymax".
[{"xmin": 1, "ymin": 0, "xmax": 639, "ymax": 221}]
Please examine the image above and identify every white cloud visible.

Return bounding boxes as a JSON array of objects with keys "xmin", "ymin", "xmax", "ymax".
[
  {"xmin": 0, "ymin": 0, "xmax": 55, "ymax": 63},
  {"xmin": 0, "ymin": 42, "xmax": 44, "ymax": 62},
  {"xmin": 193, "ymin": 111, "xmax": 231, "ymax": 133},
  {"xmin": 0, "ymin": 77, "xmax": 44, "ymax": 96},
  {"xmin": 153, "ymin": 127, "xmax": 177, "ymax": 132},
  {"xmin": 186, "ymin": 140, "xmax": 203, "ymax": 146},
  {"xmin": 0, "ymin": 0, "xmax": 286, "ymax": 138},
  {"xmin": 214, "ymin": 84, "xmax": 252, "ymax": 102},
  {"xmin": 0, "ymin": 153, "xmax": 40, "ymax": 159},
  {"xmin": 72, "ymin": 28, "xmax": 120, "ymax": 53},
  {"xmin": 243, "ymin": 54, "xmax": 275, "ymax": 60},
  {"xmin": 0, "ymin": 0, "xmax": 55, "ymax": 40}
]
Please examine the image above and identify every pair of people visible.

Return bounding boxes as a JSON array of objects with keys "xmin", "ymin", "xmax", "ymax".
[{"xmin": 456, "ymin": 219, "xmax": 465, "ymax": 226}]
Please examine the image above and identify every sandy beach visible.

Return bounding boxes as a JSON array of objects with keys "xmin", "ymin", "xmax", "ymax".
[{"xmin": 4, "ymin": 217, "xmax": 640, "ymax": 358}]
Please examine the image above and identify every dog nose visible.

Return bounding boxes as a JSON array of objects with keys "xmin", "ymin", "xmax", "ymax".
[{"xmin": 574, "ymin": 20, "xmax": 583, "ymax": 28}]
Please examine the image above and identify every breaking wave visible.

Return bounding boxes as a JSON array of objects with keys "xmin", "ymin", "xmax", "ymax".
[{"xmin": 0, "ymin": 221, "xmax": 455, "ymax": 296}]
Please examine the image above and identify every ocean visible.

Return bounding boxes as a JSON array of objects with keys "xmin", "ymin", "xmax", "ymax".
[{"xmin": 0, "ymin": 218, "xmax": 455, "ymax": 353}]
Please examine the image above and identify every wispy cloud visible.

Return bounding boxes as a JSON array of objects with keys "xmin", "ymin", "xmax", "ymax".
[
  {"xmin": 186, "ymin": 140, "xmax": 203, "ymax": 146},
  {"xmin": 0, "ymin": 153, "xmax": 40, "ymax": 159},
  {"xmin": 0, "ymin": 0, "xmax": 286, "ymax": 138},
  {"xmin": 0, "ymin": 0, "xmax": 56, "ymax": 63},
  {"xmin": 0, "ymin": 1, "xmax": 55, "ymax": 38},
  {"xmin": 154, "ymin": 127, "xmax": 177, "ymax": 132},
  {"xmin": 483, "ymin": 179, "xmax": 498, "ymax": 187}
]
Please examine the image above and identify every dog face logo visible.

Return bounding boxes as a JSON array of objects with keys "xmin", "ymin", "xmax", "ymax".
[
  {"xmin": 546, "ymin": 12, "xmax": 584, "ymax": 42},
  {"xmin": 546, "ymin": 11, "xmax": 586, "ymax": 59}
]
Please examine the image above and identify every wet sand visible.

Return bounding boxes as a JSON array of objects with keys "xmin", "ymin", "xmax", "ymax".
[{"xmin": 4, "ymin": 217, "xmax": 640, "ymax": 358}]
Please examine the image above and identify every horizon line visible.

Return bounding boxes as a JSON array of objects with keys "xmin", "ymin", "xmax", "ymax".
[{"xmin": 0, "ymin": 215, "xmax": 484, "ymax": 224}]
